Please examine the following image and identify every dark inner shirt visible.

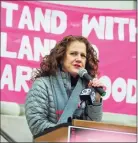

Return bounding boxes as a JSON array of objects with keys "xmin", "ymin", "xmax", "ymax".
[{"xmin": 71, "ymin": 75, "xmax": 79, "ymax": 87}]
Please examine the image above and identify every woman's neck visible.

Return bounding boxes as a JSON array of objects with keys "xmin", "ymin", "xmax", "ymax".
[{"xmin": 60, "ymin": 67, "xmax": 79, "ymax": 87}]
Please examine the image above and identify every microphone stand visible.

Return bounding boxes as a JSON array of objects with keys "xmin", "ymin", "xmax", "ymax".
[{"xmin": 83, "ymin": 100, "xmax": 93, "ymax": 120}]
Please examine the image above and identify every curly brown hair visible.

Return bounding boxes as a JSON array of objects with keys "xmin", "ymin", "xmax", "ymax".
[{"xmin": 32, "ymin": 35, "xmax": 99, "ymax": 80}]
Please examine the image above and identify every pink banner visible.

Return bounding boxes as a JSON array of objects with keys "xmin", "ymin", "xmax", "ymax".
[{"xmin": 1, "ymin": 1, "xmax": 136, "ymax": 115}]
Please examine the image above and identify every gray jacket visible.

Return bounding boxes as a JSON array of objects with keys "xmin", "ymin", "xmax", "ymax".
[{"xmin": 25, "ymin": 71, "xmax": 103, "ymax": 136}]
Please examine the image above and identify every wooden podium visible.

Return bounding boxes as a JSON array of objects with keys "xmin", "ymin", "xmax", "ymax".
[{"xmin": 34, "ymin": 120, "xmax": 136, "ymax": 142}]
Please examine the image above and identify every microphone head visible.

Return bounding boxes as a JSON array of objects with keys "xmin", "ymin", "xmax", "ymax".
[{"xmin": 78, "ymin": 68, "xmax": 88, "ymax": 78}]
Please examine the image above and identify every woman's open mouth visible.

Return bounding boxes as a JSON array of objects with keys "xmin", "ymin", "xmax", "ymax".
[{"xmin": 74, "ymin": 64, "xmax": 81, "ymax": 68}]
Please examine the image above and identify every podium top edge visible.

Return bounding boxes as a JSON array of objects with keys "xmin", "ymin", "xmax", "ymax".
[{"xmin": 34, "ymin": 122, "xmax": 71, "ymax": 139}]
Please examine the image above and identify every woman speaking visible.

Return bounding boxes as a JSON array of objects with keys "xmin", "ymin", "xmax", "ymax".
[{"xmin": 25, "ymin": 35, "xmax": 104, "ymax": 136}]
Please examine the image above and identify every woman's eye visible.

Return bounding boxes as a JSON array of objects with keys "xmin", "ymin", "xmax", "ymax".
[
  {"xmin": 71, "ymin": 52, "xmax": 77, "ymax": 55},
  {"xmin": 81, "ymin": 54, "xmax": 86, "ymax": 58}
]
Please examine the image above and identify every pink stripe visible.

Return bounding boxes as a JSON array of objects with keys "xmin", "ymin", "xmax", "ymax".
[{"xmin": 56, "ymin": 110, "xmax": 63, "ymax": 115}]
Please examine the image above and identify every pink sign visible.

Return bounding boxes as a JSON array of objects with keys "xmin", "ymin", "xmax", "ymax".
[
  {"xmin": 68, "ymin": 126, "xmax": 136, "ymax": 142},
  {"xmin": 0, "ymin": 1, "xmax": 136, "ymax": 115}
]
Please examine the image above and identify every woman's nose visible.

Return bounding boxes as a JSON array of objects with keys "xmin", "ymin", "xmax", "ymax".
[{"xmin": 76, "ymin": 55, "xmax": 82, "ymax": 61}]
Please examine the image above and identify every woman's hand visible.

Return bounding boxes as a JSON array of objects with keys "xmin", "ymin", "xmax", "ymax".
[
  {"xmin": 88, "ymin": 78, "xmax": 104, "ymax": 88},
  {"xmin": 88, "ymin": 78, "xmax": 104, "ymax": 103}
]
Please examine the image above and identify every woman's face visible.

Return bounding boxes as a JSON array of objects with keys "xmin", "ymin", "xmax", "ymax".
[{"xmin": 62, "ymin": 41, "xmax": 87, "ymax": 77}]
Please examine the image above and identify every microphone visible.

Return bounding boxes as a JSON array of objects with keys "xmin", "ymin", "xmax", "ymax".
[
  {"xmin": 79, "ymin": 87, "xmax": 96, "ymax": 105},
  {"xmin": 78, "ymin": 68, "xmax": 106, "ymax": 97},
  {"xmin": 72, "ymin": 87, "xmax": 97, "ymax": 120}
]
